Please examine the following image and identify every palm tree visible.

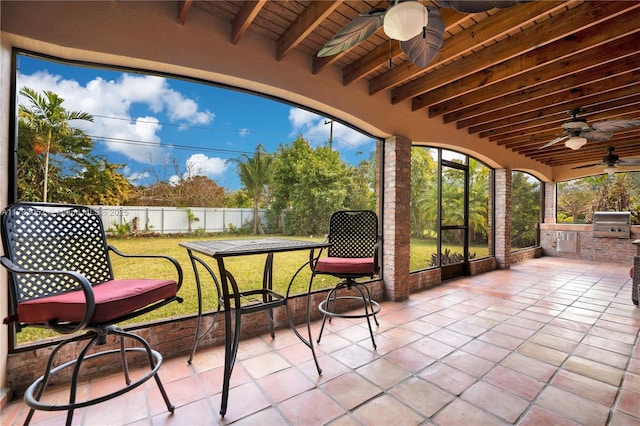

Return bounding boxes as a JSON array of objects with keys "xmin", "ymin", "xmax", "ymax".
[
  {"xmin": 227, "ymin": 144, "xmax": 274, "ymax": 234},
  {"xmin": 18, "ymin": 87, "xmax": 93, "ymax": 202}
]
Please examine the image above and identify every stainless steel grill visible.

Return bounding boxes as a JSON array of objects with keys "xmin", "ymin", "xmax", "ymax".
[{"xmin": 593, "ymin": 211, "xmax": 631, "ymax": 239}]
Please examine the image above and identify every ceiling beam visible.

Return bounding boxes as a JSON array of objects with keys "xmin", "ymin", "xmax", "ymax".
[
  {"xmin": 276, "ymin": 1, "xmax": 341, "ymax": 61},
  {"xmin": 480, "ymin": 90, "xmax": 640, "ymax": 140},
  {"xmin": 400, "ymin": 1, "xmax": 637, "ymax": 109},
  {"xmin": 177, "ymin": 0, "xmax": 192, "ymax": 25},
  {"xmin": 343, "ymin": 40, "xmax": 402, "ymax": 85},
  {"xmin": 444, "ymin": 65, "xmax": 640, "ymax": 128},
  {"xmin": 503, "ymin": 106, "xmax": 640, "ymax": 151},
  {"xmin": 427, "ymin": 10, "xmax": 640, "ymax": 120},
  {"xmin": 231, "ymin": 0, "xmax": 267, "ymax": 45},
  {"xmin": 455, "ymin": 83, "xmax": 640, "ymax": 142},
  {"xmin": 463, "ymin": 47, "xmax": 640, "ymax": 133}
]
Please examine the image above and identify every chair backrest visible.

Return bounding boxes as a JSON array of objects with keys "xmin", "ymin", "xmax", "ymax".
[
  {"xmin": 326, "ymin": 210, "xmax": 378, "ymax": 258},
  {"xmin": 1, "ymin": 203, "xmax": 114, "ymax": 303}
]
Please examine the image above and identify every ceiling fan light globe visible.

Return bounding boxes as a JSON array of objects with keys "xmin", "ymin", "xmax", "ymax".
[
  {"xmin": 383, "ymin": 2, "xmax": 427, "ymax": 41},
  {"xmin": 565, "ymin": 136, "xmax": 587, "ymax": 150},
  {"xmin": 604, "ymin": 165, "xmax": 617, "ymax": 176}
]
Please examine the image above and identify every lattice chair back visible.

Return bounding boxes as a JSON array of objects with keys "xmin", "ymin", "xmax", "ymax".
[
  {"xmin": 2, "ymin": 203, "xmax": 113, "ymax": 305},
  {"xmin": 326, "ymin": 210, "xmax": 378, "ymax": 260}
]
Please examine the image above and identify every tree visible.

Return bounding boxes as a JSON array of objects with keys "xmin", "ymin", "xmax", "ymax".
[
  {"xmin": 271, "ymin": 136, "xmax": 349, "ymax": 235},
  {"xmin": 18, "ymin": 87, "xmax": 93, "ymax": 202},
  {"xmin": 410, "ymin": 147, "xmax": 438, "ymax": 238},
  {"xmin": 511, "ymin": 171, "xmax": 541, "ymax": 248},
  {"xmin": 227, "ymin": 144, "xmax": 274, "ymax": 234},
  {"xmin": 225, "ymin": 188, "xmax": 252, "ymax": 208},
  {"xmin": 129, "ymin": 159, "xmax": 226, "ymax": 207},
  {"xmin": 344, "ymin": 156, "xmax": 376, "ymax": 211},
  {"xmin": 130, "ymin": 175, "xmax": 225, "ymax": 207},
  {"xmin": 557, "ymin": 179, "xmax": 593, "ymax": 223},
  {"xmin": 66, "ymin": 159, "xmax": 132, "ymax": 205},
  {"xmin": 468, "ymin": 159, "xmax": 489, "ymax": 245}
]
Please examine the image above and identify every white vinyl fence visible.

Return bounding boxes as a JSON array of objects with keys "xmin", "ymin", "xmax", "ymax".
[{"xmin": 92, "ymin": 206, "xmax": 268, "ymax": 235}]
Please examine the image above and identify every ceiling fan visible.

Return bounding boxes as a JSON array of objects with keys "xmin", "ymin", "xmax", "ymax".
[
  {"xmin": 317, "ymin": 0, "xmax": 530, "ymax": 68},
  {"xmin": 539, "ymin": 109, "xmax": 640, "ymax": 151},
  {"xmin": 572, "ymin": 147, "xmax": 640, "ymax": 176}
]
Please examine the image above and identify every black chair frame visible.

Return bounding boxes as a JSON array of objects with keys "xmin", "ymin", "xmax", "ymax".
[
  {"xmin": 312, "ymin": 210, "xmax": 381, "ymax": 349},
  {"xmin": 1, "ymin": 202, "xmax": 183, "ymax": 425}
]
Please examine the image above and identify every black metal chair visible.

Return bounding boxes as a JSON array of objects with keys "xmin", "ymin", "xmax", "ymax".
[
  {"xmin": 312, "ymin": 210, "xmax": 381, "ymax": 349},
  {"xmin": 1, "ymin": 202, "xmax": 183, "ymax": 425}
]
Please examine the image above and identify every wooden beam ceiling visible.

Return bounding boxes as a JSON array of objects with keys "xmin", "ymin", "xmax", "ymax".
[{"xmin": 179, "ymin": 0, "xmax": 640, "ymax": 173}]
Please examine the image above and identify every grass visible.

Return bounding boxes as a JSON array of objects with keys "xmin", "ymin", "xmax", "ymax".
[{"xmin": 15, "ymin": 234, "xmax": 490, "ymax": 344}]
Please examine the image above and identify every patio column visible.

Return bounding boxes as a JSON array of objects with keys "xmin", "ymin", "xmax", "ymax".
[
  {"xmin": 494, "ymin": 168, "xmax": 511, "ymax": 269},
  {"xmin": 544, "ymin": 181, "xmax": 557, "ymax": 223},
  {"xmin": 382, "ymin": 135, "xmax": 411, "ymax": 301}
]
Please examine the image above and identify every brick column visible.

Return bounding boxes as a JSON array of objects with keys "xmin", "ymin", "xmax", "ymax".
[
  {"xmin": 494, "ymin": 168, "xmax": 511, "ymax": 269},
  {"xmin": 382, "ymin": 135, "xmax": 411, "ymax": 301},
  {"xmin": 544, "ymin": 181, "xmax": 556, "ymax": 223}
]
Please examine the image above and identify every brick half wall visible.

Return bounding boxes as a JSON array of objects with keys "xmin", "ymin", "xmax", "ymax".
[{"xmin": 540, "ymin": 224, "xmax": 639, "ymax": 265}]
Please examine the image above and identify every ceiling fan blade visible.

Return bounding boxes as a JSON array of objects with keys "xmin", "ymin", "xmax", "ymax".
[
  {"xmin": 617, "ymin": 157, "xmax": 640, "ymax": 167},
  {"xmin": 572, "ymin": 162, "xmax": 603, "ymax": 170},
  {"xmin": 590, "ymin": 118, "xmax": 640, "ymax": 133},
  {"xmin": 538, "ymin": 135, "xmax": 568, "ymax": 149},
  {"xmin": 317, "ymin": 9, "xmax": 385, "ymax": 57},
  {"xmin": 581, "ymin": 129, "xmax": 612, "ymax": 142},
  {"xmin": 434, "ymin": 0, "xmax": 529, "ymax": 13},
  {"xmin": 400, "ymin": 7, "xmax": 445, "ymax": 68}
]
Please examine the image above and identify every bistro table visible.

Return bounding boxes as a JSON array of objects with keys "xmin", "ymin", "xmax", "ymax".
[{"xmin": 180, "ymin": 238, "xmax": 330, "ymax": 416}]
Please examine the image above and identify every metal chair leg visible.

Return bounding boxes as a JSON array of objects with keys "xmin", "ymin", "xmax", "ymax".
[
  {"xmin": 316, "ymin": 279, "xmax": 380, "ymax": 349},
  {"xmin": 23, "ymin": 329, "xmax": 174, "ymax": 425}
]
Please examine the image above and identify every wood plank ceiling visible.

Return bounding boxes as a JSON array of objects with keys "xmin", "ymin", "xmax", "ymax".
[{"xmin": 179, "ymin": 0, "xmax": 640, "ymax": 172}]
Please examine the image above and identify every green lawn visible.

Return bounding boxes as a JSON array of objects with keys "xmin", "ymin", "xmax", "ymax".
[{"xmin": 16, "ymin": 234, "xmax": 490, "ymax": 344}]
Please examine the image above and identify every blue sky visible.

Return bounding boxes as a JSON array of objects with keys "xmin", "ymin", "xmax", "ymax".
[{"xmin": 16, "ymin": 54, "xmax": 376, "ymax": 190}]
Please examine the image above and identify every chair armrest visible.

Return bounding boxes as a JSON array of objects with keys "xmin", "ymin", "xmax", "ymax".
[
  {"xmin": 107, "ymin": 245, "xmax": 184, "ymax": 291},
  {"xmin": 309, "ymin": 234, "xmax": 331, "ymax": 271},
  {"xmin": 0, "ymin": 256, "xmax": 95, "ymax": 334}
]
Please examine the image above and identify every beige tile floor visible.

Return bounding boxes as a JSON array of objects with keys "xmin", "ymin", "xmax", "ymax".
[{"xmin": 2, "ymin": 257, "xmax": 639, "ymax": 425}]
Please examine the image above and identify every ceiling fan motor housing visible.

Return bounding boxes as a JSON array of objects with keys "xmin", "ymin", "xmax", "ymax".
[{"xmin": 604, "ymin": 152, "xmax": 619, "ymax": 165}]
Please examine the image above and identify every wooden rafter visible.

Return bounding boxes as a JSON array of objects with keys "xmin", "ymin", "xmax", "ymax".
[{"xmin": 232, "ymin": 0, "xmax": 267, "ymax": 45}]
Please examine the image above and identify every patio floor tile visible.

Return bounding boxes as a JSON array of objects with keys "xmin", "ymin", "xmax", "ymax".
[{"xmin": 2, "ymin": 257, "xmax": 638, "ymax": 426}]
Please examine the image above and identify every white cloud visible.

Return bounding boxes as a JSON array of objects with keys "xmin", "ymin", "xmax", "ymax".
[
  {"xmin": 185, "ymin": 153, "xmax": 228, "ymax": 179},
  {"xmin": 127, "ymin": 170, "xmax": 150, "ymax": 184},
  {"xmin": 288, "ymin": 108, "xmax": 318, "ymax": 129},
  {"xmin": 287, "ymin": 107, "xmax": 373, "ymax": 150},
  {"xmin": 239, "ymin": 128, "xmax": 251, "ymax": 137},
  {"xmin": 17, "ymin": 71, "xmax": 214, "ymax": 165}
]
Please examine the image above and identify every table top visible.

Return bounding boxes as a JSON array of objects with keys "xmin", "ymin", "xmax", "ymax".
[{"xmin": 180, "ymin": 238, "xmax": 330, "ymax": 258}]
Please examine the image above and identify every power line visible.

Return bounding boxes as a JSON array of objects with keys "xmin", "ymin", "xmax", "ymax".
[{"xmin": 87, "ymin": 134, "xmax": 254, "ymax": 156}]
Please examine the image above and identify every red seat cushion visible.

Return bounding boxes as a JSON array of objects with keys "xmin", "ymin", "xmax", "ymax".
[
  {"xmin": 17, "ymin": 279, "xmax": 178, "ymax": 324},
  {"xmin": 314, "ymin": 257, "xmax": 375, "ymax": 275}
]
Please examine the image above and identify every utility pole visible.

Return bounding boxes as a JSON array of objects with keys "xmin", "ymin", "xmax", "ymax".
[{"xmin": 324, "ymin": 119, "xmax": 334, "ymax": 149}]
